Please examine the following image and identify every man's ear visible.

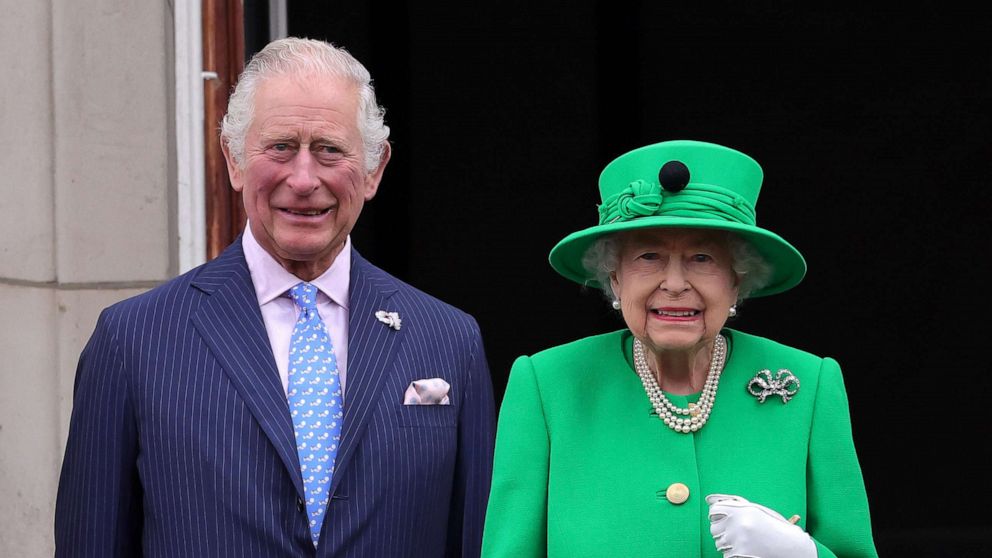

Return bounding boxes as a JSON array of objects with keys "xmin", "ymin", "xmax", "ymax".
[
  {"xmin": 221, "ymin": 139, "xmax": 244, "ymax": 192},
  {"xmin": 363, "ymin": 141, "xmax": 392, "ymax": 201}
]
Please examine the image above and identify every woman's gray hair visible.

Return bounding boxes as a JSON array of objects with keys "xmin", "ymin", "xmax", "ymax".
[
  {"xmin": 582, "ymin": 230, "xmax": 772, "ymax": 304},
  {"xmin": 220, "ymin": 37, "xmax": 390, "ymax": 173}
]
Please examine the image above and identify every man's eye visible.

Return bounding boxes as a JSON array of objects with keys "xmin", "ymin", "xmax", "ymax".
[
  {"xmin": 272, "ymin": 143, "xmax": 290, "ymax": 151},
  {"xmin": 315, "ymin": 144, "xmax": 340, "ymax": 154}
]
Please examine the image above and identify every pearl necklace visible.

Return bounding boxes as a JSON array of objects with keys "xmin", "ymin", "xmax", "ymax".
[{"xmin": 633, "ymin": 335, "xmax": 727, "ymax": 433}]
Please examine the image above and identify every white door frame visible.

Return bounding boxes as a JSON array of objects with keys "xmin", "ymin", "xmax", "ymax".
[{"xmin": 174, "ymin": 0, "xmax": 206, "ymax": 273}]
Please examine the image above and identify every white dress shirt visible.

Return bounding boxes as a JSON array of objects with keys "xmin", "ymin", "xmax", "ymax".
[{"xmin": 242, "ymin": 224, "xmax": 351, "ymax": 398}]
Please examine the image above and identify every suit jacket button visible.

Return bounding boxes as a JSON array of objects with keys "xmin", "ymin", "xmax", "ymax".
[
  {"xmin": 666, "ymin": 482, "xmax": 690, "ymax": 505},
  {"xmin": 297, "ymin": 497, "xmax": 305, "ymax": 512}
]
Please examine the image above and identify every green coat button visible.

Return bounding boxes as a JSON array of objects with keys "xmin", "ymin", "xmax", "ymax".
[{"xmin": 666, "ymin": 483, "xmax": 689, "ymax": 505}]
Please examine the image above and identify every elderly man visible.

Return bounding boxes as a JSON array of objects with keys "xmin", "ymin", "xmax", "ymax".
[{"xmin": 55, "ymin": 37, "xmax": 496, "ymax": 557}]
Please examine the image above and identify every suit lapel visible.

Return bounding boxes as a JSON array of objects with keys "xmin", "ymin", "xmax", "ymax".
[
  {"xmin": 327, "ymin": 249, "xmax": 403, "ymax": 497},
  {"xmin": 189, "ymin": 239, "xmax": 304, "ymax": 498}
]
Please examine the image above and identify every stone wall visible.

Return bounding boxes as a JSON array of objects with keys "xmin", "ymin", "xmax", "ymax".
[{"xmin": 0, "ymin": 1, "xmax": 175, "ymax": 555}]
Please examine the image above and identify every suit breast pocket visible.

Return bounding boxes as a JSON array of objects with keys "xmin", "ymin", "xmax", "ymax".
[{"xmin": 396, "ymin": 405, "xmax": 458, "ymax": 428}]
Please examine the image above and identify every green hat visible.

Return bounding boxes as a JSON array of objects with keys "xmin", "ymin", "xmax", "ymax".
[{"xmin": 549, "ymin": 140, "xmax": 806, "ymax": 298}]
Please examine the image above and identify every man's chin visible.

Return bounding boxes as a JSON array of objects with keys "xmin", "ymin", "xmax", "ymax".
[{"xmin": 267, "ymin": 238, "xmax": 345, "ymax": 275}]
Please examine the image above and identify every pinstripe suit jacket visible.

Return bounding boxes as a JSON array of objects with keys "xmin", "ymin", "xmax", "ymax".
[{"xmin": 55, "ymin": 239, "xmax": 496, "ymax": 557}]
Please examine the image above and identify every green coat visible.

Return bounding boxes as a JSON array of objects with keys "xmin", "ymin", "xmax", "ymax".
[{"xmin": 482, "ymin": 328, "xmax": 878, "ymax": 557}]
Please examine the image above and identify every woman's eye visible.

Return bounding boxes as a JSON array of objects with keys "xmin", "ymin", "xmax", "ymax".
[
  {"xmin": 637, "ymin": 252, "xmax": 660, "ymax": 261},
  {"xmin": 691, "ymin": 253, "xmax": 714, "ymax": 263}
]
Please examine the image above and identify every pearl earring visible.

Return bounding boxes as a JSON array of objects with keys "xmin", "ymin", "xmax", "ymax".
[
  {"xmin": 612, "ymin": 299, "xmax": 621, "ymax": 310},
  {"xmin": 728, "ymin": 305, "xmax": 738, "ymax": 318}
]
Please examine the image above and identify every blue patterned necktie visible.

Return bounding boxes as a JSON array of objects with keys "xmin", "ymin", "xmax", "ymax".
[{"xmin": 287, "ymin": 282, "xmax": 343, "ymax": 546}]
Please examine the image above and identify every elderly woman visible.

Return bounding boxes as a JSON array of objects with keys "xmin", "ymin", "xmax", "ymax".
[{"xmin": 481, "ymin": 140, "xmax": 878, "ymax": 557}]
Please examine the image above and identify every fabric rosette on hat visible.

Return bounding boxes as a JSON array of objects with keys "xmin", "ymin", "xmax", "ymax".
[{"xmin": 549, "ymin": 139, "xmax": 807, "ymax": 298}]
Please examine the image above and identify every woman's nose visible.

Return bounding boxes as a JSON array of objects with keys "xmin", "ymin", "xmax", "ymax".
[{"xmin": 660, "ymin": 262, "xmax": 691, "ymax": 293}]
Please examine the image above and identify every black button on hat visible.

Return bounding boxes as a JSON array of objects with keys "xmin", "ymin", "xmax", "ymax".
[{"xmin": 659, "ymin": 161, "xmax": 690, "ymax": 192}]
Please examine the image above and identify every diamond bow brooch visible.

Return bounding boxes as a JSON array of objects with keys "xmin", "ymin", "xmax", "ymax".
[{"xmin": 747, "ymin": 369, "xmax": 800, "ymax": 404}]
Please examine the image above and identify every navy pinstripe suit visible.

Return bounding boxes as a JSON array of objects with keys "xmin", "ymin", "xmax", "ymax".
[{"xmin": 55, "ymin": 239, "xmax": 496, "ymax": 557}]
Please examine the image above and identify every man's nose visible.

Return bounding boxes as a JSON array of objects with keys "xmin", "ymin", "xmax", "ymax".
[{"xmin": 286, "ymin": 149, "xmax": 320, "ymax": 193}]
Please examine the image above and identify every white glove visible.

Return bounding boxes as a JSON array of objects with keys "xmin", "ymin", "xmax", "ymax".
[{"xmin": 706, "ymin": 494, "xmax": 816, "ymax": 558}]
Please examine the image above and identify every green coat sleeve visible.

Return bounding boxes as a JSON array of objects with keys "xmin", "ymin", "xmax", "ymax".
[
  {"xmin": 482, "ymin": 355, "xmax": 549, "ymax": 557},
  {"xmin": 807, "ymin": 357, "xmax": 879, "ymax": 557}
]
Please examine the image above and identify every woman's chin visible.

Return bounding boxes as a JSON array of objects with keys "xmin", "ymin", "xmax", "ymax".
[{"xmin": 642, "ymin": 323, "xmax": 720, "ymax": 353}]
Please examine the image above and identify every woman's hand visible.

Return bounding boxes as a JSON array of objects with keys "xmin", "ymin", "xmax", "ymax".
[{"xmin": 706, "ymin": 494, "xmax": 816, "ymax": 558}]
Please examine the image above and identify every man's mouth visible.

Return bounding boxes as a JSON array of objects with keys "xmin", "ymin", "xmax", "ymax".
[{"xmin": 281, "ymin": 207, "xmax": 333, "ymax": 216}]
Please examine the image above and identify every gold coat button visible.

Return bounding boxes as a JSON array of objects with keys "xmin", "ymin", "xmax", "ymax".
[{"xmin": 666, "ymin": 482, "xmax": 690, "ymax": 505}]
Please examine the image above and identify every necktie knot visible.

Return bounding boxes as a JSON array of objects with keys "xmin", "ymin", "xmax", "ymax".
[{"xmin": 290, "ymin": 282, "xmax": 319, "ymax": 312}]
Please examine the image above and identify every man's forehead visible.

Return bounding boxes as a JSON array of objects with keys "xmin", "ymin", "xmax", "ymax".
[
  {"xmin": 250, "ymin": 73, "xmax": 361, "ymax": 140},
  {"xmin": 255, "ymin": 116, "xmax": 348, "ymax": 139}
]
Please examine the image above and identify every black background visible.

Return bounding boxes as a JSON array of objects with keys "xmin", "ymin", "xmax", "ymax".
[{"xmin": 256, "ymin": 1, "xmax": 990, "ymax": 554}]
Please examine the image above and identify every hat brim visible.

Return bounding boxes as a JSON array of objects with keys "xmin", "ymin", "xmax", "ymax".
[{"xmin": 548, "ymin": 216, "xmax": 807, "ymax": 298}]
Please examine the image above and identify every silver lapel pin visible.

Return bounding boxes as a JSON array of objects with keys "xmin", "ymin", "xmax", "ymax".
[{"xmin": 374, "ymin": 310, "xmax": 402, "ymax": 331}]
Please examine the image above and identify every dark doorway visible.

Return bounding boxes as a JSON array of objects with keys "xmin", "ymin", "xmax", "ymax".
[{"xmin": 244, "ymin": 2, "xmax": 991, "ymax": 553}]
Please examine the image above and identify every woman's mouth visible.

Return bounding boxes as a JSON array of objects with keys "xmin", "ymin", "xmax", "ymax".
[{"xmin": 651, "ymin": 308, "xmax": 701, "ymax": 318}]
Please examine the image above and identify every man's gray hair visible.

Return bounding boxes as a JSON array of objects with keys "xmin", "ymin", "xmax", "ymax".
[
  {"xmin": 220, "ymin": 37, "xmax": 390, "ymax": 173},
  {"xmin": 581, "ymin": 230, "xmax": 772, "ymax": 304}
]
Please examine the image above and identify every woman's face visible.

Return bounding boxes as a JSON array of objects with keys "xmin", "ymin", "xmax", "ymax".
[{"xmin": 610, "ymin": 228, "xmax": 740, "ymax": 354}]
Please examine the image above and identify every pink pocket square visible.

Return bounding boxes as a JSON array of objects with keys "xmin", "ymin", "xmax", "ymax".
[{"xmin": 403, "ymin": 378, "xmax": 451, "ymax": 405}]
